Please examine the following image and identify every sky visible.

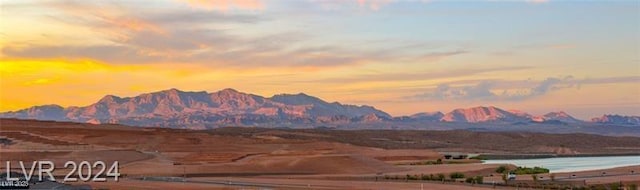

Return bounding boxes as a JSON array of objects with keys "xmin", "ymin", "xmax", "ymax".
[{"xmin": 0, "ymin": 0, "xmax": 639, "ymax": 119}]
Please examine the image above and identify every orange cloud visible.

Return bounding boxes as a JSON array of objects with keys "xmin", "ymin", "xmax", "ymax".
[
  {"xmin": 180, "ymin": 0, "xmax": 264, "ymax": 11},
  {"xmin": 50, "ymin": 1, "xmax": 165, "ymax": 37},
  {"xmin": 106, "ymin": 17, "xmax": 164, "ymax": 35}
]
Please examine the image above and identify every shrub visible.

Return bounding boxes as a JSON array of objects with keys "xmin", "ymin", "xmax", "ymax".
[
  {"xmin": 465, "ymin": 177, "xmax": 474, "ymax": 183},
  {"xmin": 406, "ymin": 174, "xmax": 419, "ymax": 180},
  {"xmin": 474, "ymin": 176, "xmax": 483, "ymax": 184},
  {"xmin": 501, "ymin": 173, "xmax": 508, "ymax": 184},
  {"xmin": 449, "ymin": 172, "xmax": 465, "ymax": 179},
  {"xmin": 470, "ymin": 155, "xmax": 488, "ymax": 160},
  {"xmin": 436, "ymin": 173, "xmax": 445, "ymax": 181},
  {"xmin": 512, "ymin": 166, "xmax": 549, "ymax": 175},
  {"xmin": 609, "ymin": 183, "xmax": 621, "ymax": 190},
  {"xmin": 436, "ymin": 158, "xmax": 443, "ymax": 164},
  {"xmin": 420, "ymin": 174, "xmax": 430, "ymax": 180},
  {"xmin": 496, "ymin": 165, "xmax": 508, "ymax": 173}
]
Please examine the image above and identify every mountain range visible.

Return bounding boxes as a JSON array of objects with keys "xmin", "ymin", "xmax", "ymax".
[{"xmin": 1, "ymin": 88, "xmax": 638, "ymax": 128}]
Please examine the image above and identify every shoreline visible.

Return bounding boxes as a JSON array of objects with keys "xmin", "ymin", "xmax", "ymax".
[
  {"xmin": 480, "ymin": 153, "xmax": 640, "ymax": 160},
  {"xmin": 554, "ymin": 164, "xmax": 640, "ymax": 175},
  {"xmin": 482, "ymin": 155, "xmax": 640, "ymax": 173}
]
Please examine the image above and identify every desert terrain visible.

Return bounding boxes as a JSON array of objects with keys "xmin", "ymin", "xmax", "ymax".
[{"xmin": 1, "ymin": 118, "xmax": 639, "ymax": 189}]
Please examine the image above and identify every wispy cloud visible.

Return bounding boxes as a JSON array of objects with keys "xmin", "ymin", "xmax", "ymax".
[
  {"xmin": 417, "ymin": 50, "xmax": 467, "ymax": 62},
  {"xmin": 179, "ymin": 0, "xmax": 264, "ymax": 11},
  {"xmin": 312, "ymin": 0, "xmax": 548, "ymax": 11},
  {"xmin": 2, "ymin": 0, "xmax": 451, "ymax": 69},
  {"xmin": 48, "ymin": 1, "xmax": 166, "ymax": 36},
  {"xmin": 514, "ymin": 43, "xmax": 576, "ymax": 50},
  {"xmin": 310, "ymin": 0, "xmax": 432, "ymax": 11},
  {"xmin": 310, "ymin": 65, "xmax": 529, "ymax": 83},
  {"xmin": 408, "ymin": 76, "xmax": 639, "ymax": 101},
  {"xmin": 2, "ymin": 32, "xmax": 428, "ymax": 69}
]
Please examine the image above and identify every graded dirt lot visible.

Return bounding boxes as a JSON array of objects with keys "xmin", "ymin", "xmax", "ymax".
[{"xmin": 1, "ymin": 119, "xmax": 639, "ymax": 189}]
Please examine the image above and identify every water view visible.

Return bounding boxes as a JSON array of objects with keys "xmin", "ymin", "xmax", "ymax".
[{"xmin": 484, "ymin": 156, "xmax": 640, "ymax": 173}]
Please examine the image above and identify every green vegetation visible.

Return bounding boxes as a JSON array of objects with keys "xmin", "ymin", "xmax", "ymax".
[
  {"xmin": 501, "ymin": 173, "xmax": 508, "ymax": 184},
  {"xmin": 407, "ymin": 174, "xmax": 420, "ymax": 180},
  {"xmin": 495, "ymin": 165, "xmax": 508, "ymax": 173},
  {"xmin": 383, "ymin": 172, "xmax": 488, "ymax": 186},
  {"xmin": 399, "ymin": 158, "xmax": 444, "ymax": 166},
  {"xmin": 383, "ymin": 175, "xmax": 400, "ymax": 180},
  {"xmin": 609, "ymin": 183, "xmax": 621, "ymax": 190},
  {"xmin": 512, "ymin": 166, "xmax": 549, "ymax": 175},
  {"xmin": 586, "ymin": 183, "xmax": 630, "ymax": 190},
  {"xmin": 449, "ymin": 172, "xmax": 465, "ymax": 179},
  {"xmin": 495, "ymin": 165, "xmax": 549, "ymax": 175},
  {"xmin": 464, "ymin": 176, "xmax": 484, "ymax": 184},
  {"xmin": 474, "ymin": 175, "xmax": 483, "ymax": 184},
  {"xmin": 465, "ymin": 177, "xmax": 474, "ymax": 183},
  {"xmin": 469, "ymin": 155, "xmax": 488, "ymax": 160},
  {"xmin": 444, "ymin": 160, "xmax": 471, "ymax": 164}
]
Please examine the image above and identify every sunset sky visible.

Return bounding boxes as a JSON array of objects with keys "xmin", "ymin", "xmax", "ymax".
[{"xmin": 1, "ymin": 0, "xmax": 639, "ymax": 119}]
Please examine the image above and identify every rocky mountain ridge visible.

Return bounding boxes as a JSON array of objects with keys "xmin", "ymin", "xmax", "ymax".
[{"xmin": 1, "ymin": 88, "xmax": 638, "ymax": 128}]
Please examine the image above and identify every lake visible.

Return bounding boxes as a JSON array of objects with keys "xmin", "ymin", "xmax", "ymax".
[{"xmin": 483, "ymin": 155, "xmax": 640, "ymax": 173}]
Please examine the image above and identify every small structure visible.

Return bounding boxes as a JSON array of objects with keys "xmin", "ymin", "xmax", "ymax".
[{"xmin": 442, "ymin": 152, "xmax": 469, "ymax": 160}]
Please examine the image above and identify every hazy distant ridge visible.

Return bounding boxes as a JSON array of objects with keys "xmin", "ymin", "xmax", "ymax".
[
  {"xmin": 1, "ymin": 88, "xmax": 638, "ymax": 128},
  {"xmin": 0, "ymin": 88, "xmax": 390, "ymax": 128}
]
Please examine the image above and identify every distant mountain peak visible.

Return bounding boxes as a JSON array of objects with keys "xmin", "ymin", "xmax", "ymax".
[
  {"xmin": 455, "ymin": 106, "xmax": 502, "ymax": 113},
  {"xmin": 270, "ymin": 93, "xmax": 325, "ymax": 105},
  {"xmin": 33, "ymin": 104, "xmax": 64, "ymax": 109},
  {"xmin": 508, "ymin": 109, "xmax": 532, "ymax": 117},
  {"xmin": 211, "ymin": 88, "xmax": 253, "ymax": 98},
  {"xmin": 0, "ymin": 88, "xmax": 390, "ymax": 128},
  {"xmin": 545, "ymin": 111, "xmax": 569, "ymax": 116},
  {"xmin": 1, "ymin": 88, "xmax": 637, "ymax": 128},
  {"xmin": 441, "ymin": 106, "xmax": 524, "ymax": 123},
  {"xmin": 405, "ymin": 111, "xmax": 444, "ymax": 121},
  {"xmin": 273, "ymin": 92, "xmax": 312, "ymax": 97},
  {"xmin": 219, "ymin": 88, "xmax": 239, "ymax": 93},
  {"xmin": 411, "ymin": 111, "xmax": 444, "ymax": 117},
  {"xmin": 541, "ymin": 111, "xmax": 581, "ymax": 123},
  {"xmin": 592, "ymin": 114, "xmax": 640, "ymax": 126},
  {"xmin": 165, "ymin": 88, "xmax": 182, "ymax": 92},
  {"xmin": 98, "ymin": 95, "xmax": 126, "ymax": 104}
]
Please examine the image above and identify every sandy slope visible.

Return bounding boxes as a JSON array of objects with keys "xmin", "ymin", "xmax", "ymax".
[{"xmin": 2, "ymin": 119, "xmax": 639, "ymax": 189}]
